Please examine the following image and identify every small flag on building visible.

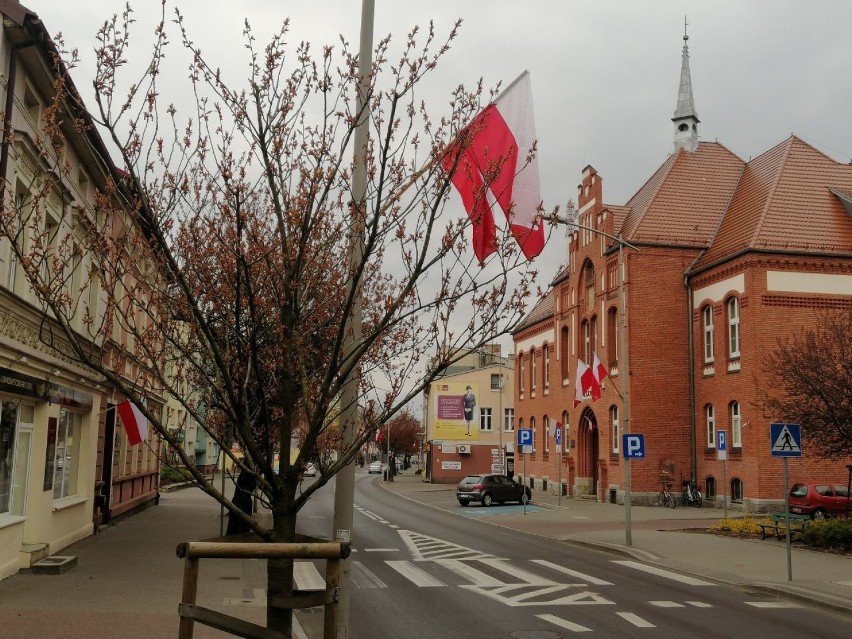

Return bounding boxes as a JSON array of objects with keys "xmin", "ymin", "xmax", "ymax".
[{"xmin": 117, "ymin": 400, "xmax": 148, "ymax": 446}]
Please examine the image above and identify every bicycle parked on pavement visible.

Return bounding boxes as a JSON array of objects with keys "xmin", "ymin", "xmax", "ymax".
[
  {"xmin": 657, "ymin": 481, "xmax": 676, "ymax": 509},
  {"xmin": 682, "ymin": 479, "xmax": 703, "ymax": 507}
]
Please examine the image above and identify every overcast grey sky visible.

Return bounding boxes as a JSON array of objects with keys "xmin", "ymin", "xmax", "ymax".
[{"xmin": 36, "ymin": 0, "xmax": 852, "ymax": 280}]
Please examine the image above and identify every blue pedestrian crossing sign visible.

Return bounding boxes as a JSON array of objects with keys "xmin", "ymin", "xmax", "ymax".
[{"xmin": 770, "ymin": 423, "xmax": 802, "ymax": 457}]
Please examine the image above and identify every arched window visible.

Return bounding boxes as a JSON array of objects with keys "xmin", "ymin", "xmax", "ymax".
[
  {"xmin": 702, "ymin": 305, "xmax": 714, "ymax": 363},
  {"xmin": 583, "ymin": 261, "xmax": 595, "ymax": 311},
  {"xmin": 704, "ymin": 476, "xmax": 717, "ymax": 500},
  {"xmin": 518, "ymin": 353, "xmax": 525, "ymax": 394},
  {"xmin": 731, "ymin": 477, "xmax": 743, "ymax": 503},
  {"xmin": 530, "ymin": 349, "xmax": 537, "ymax": 392},
  {"xmin": 607, "ymin": 306, "xmax": 618, "ymax": 369},
  {"xmin": 530, "ymin": 417, "xmax": 536, "ymax": 453},
  {"xmin": 544, "ymin": 416, "xmax": 550, "ymax": 453},
  {"xmin": 727, "ymin": 297, "xmax": 740, "ymax": 358},
  {"xmin": 560, "ymin": 326, "xmax": 570, "ymax": 380},
  {"xmin": 731, "ymin": 401, "xmax": 742, "ymax": 447},
  {"xmin": 543, "ymin": 344, "xmax": 550, "ymax": 390},
  {"xmin": 581, "ymin": 320, "xmax": 591, "ymax": 364},
  {"xmin": 705, "ymin": 404, "xmax": 715, "ymax": 448},
  {"xmin": 610, "ymin": 405, "xmax": 619, "ymax": 454},
  {"xmin": 561, "ymin": 411, "xmax": 569, "ymax": 449},
  {"xmin": 590, "ymin": 316, "xmax": 598, "ymax": 357}
]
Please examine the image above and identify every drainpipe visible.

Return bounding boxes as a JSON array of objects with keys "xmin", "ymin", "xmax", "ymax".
[{"xmin": 684, "ymin": 249, "xmax": 706, "ymax": 484}]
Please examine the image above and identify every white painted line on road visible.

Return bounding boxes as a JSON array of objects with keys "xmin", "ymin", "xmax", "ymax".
[
  {"xmin": 532, "ymin": 560, "xmax": 614, "ymax": 586},
  {"xmin": 478, "ymin": 558, "xmax": 558, "ymax": 586},
  {"xmin": 364, "ymin": 548, "xmax": 399, "ymax": 552},
  {"xmin": 388, "ymin": 524, "xmax": 399, "ymax": 529},
  {"xmin": 686, "ymin": 601, "xmax": 713, "ymax": 607},
  {"xmin": 612, "ymin": 560, "xmax": 716, "ymax": 586},
  {"xmin": 538, "ymin": 613, "xmax": 592, "ymax": 632},
  {"xmin": 835, "ymin": 580, "xmax": 852, "ymax": 588},
  {"xmin": 351, "ymin": 561, "xmax": 387, "ymax": 589},
  {"xmin": 294, "ymin": 561, "xmax": 325, "ymax": 591},
  {"xmin": 617, "ymin": 612, "xmax": 656, "ymax": 628},
  {"xmin": 437, "ymin": 559, "xmax": 506, "ymax": 587},
  {"xmin": 386, "ymin": 560, "xmax": 447, "ymax": 587},
  {"xmin": 649, "ymin": 601, "xmax": 685, "ymax": 607},
  {"xmin": 744, "ymin": 601, "xmax": 802, "ymax": 608}
]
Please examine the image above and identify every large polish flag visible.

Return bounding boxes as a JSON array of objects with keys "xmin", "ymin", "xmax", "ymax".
[
  {"xmin": 592, "ymin": 352, "xmax": 607, "ymax": 385},
  {"xmin": 117, "ymin": 400, "xmax": 148, "ymax": 446},
  {"xmin": 573, "ymin": 359, "xmax": 601, "ymax": 407},
  {"xmin": 442, "ymin": 71, "xmax": 544, "ymax": 264}
]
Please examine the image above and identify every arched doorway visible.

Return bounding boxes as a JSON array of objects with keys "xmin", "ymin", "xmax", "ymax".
[{"xmin": 574, "ymin": 408, "xmax": 599, "ymax": 496}]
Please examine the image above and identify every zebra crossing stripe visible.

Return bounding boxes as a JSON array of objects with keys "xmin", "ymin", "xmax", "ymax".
[
  {"xmin": 531, "ymin": 560, "xmax": 614, "ymax": 586},
  {"xmin": 386, "ymin": 561, "xmax": 446, "ymax": 587},
  {"xmin": 294, "ymin": 561, "xmax": 325, "ymax": 591},
  {"xmin": 351, "ymin": 561, "xmax": 387, "ymax": 589},
  {"xmin": 477, "ymin": 558, "xmax": 558, "ymax": 586},
  {"xmin": 745, "ymin": 601, "xmax": 801, "ymax": 608},
  {"xmin": 617, "ymin": 612, "xmax": 656, "ymax": 628},
  {"xmin": 612, "ymin": 560, "xmax": 716, "ymax": 586},
  {"xmin": 537, "ymin": 613, "xmax": 592, "ymax": 633},
  {"xmin": 436, "ymin": 559, "xmax": 507, "ymax": 587},
  {"xmin": 650, "ymin": 601, "xmax": 685, "ymax": 607}
]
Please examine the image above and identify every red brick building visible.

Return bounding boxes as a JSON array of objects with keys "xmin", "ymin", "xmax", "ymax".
[{"xmin": 513, "ymin": 34, "xmax": 852, "ymax": 512}]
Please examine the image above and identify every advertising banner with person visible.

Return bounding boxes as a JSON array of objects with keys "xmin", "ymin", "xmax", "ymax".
[{"xmin": 433, "ymin": 382, "xmax": 479, "ymax": 440}]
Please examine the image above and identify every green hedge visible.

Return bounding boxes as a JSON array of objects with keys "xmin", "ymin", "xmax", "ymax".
[
  {"xmin": 161, "ymin": 466, "xmax": 194, "ymax": 484},
  {"xmin": 802, "ymin": 518, "xmax": 852, "ymax": 551}
]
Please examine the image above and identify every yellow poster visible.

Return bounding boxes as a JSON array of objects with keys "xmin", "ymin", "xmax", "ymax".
[{"xmin": 433, "ymin": 381, "xmax": 479, "ymax": 441}]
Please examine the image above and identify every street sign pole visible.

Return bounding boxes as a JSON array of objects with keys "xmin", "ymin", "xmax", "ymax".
[
  {"xmin": 717, "ymin": 430, "xmax": 728, "ymax": 519},
  {"xmin": 523, "ymin": 447, "xmax": 527, "ymax": 515},
  {"xmin": 783, "ymin": 457, "xmax": 792, "ymax": 581},
  {"xmin": 722, "ymin": 457, "xmax": 728, "ymax": 520}
]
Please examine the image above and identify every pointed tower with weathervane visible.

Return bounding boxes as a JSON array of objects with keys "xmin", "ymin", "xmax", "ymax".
[{"xmin": 673, "ymin": 18, "xmax": 700, "ymax": 152}]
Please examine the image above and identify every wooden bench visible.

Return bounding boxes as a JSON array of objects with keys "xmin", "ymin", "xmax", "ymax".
[{"xmin": 759, "ymin": 512, "xmax": 811, "ymax": 540}]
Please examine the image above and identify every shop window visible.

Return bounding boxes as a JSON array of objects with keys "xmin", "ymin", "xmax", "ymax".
[
  {"xmin": 1, "ymin": 401, "xmax": 33, "ymax": 517},
  {"xmin": 53, "ymin": 409, "xmax": 81, "ymax": 499}
]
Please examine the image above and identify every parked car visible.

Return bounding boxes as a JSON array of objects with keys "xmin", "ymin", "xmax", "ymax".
[
  {"xmin": 368, "ymin": 461, "xmax": 383, "ymax": 474},
  {"xmin": 788, "ymin": 482, "xmax": 850, "ymax": 519},
  {"xmin": 303, "ymin": 463, "xmax": 317, "ymax": 477},
  {"xmin": 456, "ymin": 474, "xmax": 531, "ymax": 507}
]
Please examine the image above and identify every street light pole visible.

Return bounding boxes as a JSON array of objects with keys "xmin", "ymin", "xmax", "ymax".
[{"xmin": 330, "ymin": 1, "xmax": 373, "ymax": 636}]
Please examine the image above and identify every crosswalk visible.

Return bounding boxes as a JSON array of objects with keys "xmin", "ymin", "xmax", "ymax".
[{"xmin": 290, "ymin": 527, "xmax": 802, "ymax": 633}]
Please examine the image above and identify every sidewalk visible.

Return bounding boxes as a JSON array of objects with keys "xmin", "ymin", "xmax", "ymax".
[
  {"xmin": 382, "ymin": 472, "xmax": 852, "ymax": 616},
  {"xmin": 0, "ymin": 486, "xmax": 308, "ymax": 639}
]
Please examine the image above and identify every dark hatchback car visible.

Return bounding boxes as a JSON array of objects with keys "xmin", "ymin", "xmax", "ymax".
[
  {"xmin": 456, "ymin": 474, "xmax": 531, "ymax": 507},
  {"xmin": 789, "ymin": 482, "xmax": 850, "ymax": 519}
]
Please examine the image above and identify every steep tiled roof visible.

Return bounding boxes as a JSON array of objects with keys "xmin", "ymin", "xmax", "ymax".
[
  {"xmin": 620, "ymin": 142, "xmax": 744, "ymax": 246},
  {"xmin": 512, "ymin": 291, "xmax": 554, "ymax": 335},
  {"xmin": 693, "ymin": 136, "xmax": 852, "ymax": 270}
]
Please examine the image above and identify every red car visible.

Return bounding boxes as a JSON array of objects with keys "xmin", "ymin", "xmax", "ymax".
[{"xmin": 788, "ymin": 482, "xmax": 850, "ymax": 519}]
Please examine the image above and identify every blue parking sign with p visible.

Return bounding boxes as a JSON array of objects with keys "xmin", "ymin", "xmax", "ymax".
[
  {"xmin": 518, "ymin": 429, "xmax": 533, "ymax": 447},
  {"xmin": 555, "ymin": 427, "xmax": 562, "ymax": 446},
  {"xmin": 622, "ymin": 434, "xmax": 645, "ymax": 459},
  {"xmin": 717, "ymin": 430, "xmax": 726, "ymax": 451}
]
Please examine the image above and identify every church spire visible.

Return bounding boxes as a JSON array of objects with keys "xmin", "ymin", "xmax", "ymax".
[{"xmin": 672, "ymin": 17, "xmax": 700, "ymax": 152}]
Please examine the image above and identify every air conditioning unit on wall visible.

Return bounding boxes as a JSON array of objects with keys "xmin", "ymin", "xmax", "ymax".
[{"xmin": 457, "ymin": 444, "xmax": 470, "ymax": 454}]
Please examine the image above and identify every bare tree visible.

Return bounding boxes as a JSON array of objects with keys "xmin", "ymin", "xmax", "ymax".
[
  {"xmin": 0, "ymin": 4, "xmax": 552, "ymax": 633},
  {"xmin": 761, "ymin": 308, "xmax": 852, "ymax": 458}
]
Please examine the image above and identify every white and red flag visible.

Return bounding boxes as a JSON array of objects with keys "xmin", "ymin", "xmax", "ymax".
[
  {"xmin": 592, "ymin": 352, "xmax": 607, "ymax": 385},
  {"xmin": 117, "ymin": 400, "xmax": 148, "ymax": 446},
  {"xmin": 442, "ymin": 71, "xmax": 544, "ymax": 264},
  {"xmin": 573, "ymin": 359, "xmax": 601, "ymax": 407}
]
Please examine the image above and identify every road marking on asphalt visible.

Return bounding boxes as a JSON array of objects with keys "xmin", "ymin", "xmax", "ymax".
[
  {"xmin": 612, "ymin": 560, "xmax": 716, "ymax": 586},
  {"xmin": 294, "ymin": 561, "xmax": 325, "ymax": 591},
  {"xmin": 437, "ymin": 559, "xmax": 507, "ymax": 587},
  {"xmin": 686, "ymin": 601, "xmax": 713, "ymax": 607},
  {"xmin": 386, "ymin": 561, "xmax": 447, "ymax": 587},
  {"xmin": 617, "ymin": 612, "xmax": 656, "ymax": 628},
  {"xmin": 478, "ymin": 558, "xmax": 558, "ymax": 586},
  {"xmin": 650, "ymin": 601, "xmax": 685, "ymax": 607},
  {"xmin": 835, "ymin": 580, "xmax": 852, "ymax": 588},
  {"xmin": 398, "ymin": 530, "xmax": 494, "ymax": 562},
  {"xmin": 531, "ymin": 560, "xmax": 614, "ymax": 586},
  {"xmin": 364, "ymin": 548, "xmax": 400, "ymax": 552},
  {"xmin": 351, "ymin": 561, "xmax": 387, "ymax": 589},
  {"xmin": 744, "ymin": 601, "xmax": 802, "ymax": 608},
  {"xmin": 537, "ymin": 613, "xmax": 593, "ymax": 632}
]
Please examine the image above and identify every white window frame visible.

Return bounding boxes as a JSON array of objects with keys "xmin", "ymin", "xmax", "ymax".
[
  {"xmin": 530, "ymin": 417, "xmax": 536, "ymax": 452},
  {"xmin": 530, "ymin": 349, "xmax": 537, "ymax": 392},
  {"xmin": 1, "ymin": 400, "xmax": 34, "ymax": 518},
  {"xmin": 610, "ymin": 405, "xmax": 619, "ymax": 454},
  {"xmin": 731, "ymin": 401, "xmax": 742, "ymax": 448},
  {"xmin": 480, "ymin": 407, "xmax": 493, "ymax": 432},
  {"xmin": 544, "ymin": 417, "xmax": 550, "ymax": 453},
  {"xmin": 703, "ymin": 305, "xmax": 714, "ymax": 363},
  {"xmin": 503, "ymin": 408, "xmax": 514, "ymax": 432},
  {"xmin": 519, "ymin": 354, "xmax": 525, "ymax": 393},
  {"xmin": 53, "ymin": 409, "xmax": 81, "ymax": 499},
  {"xmin": 706, "ymin": 404, "xmax": 715, "ymax": 448},
  {"xmin": 727, "ymin": 297, "xmax": 740, "ymax": 358},
  {"xmin": 543, "ymin": 345, "xmax": 550, "ymax": 389}
]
